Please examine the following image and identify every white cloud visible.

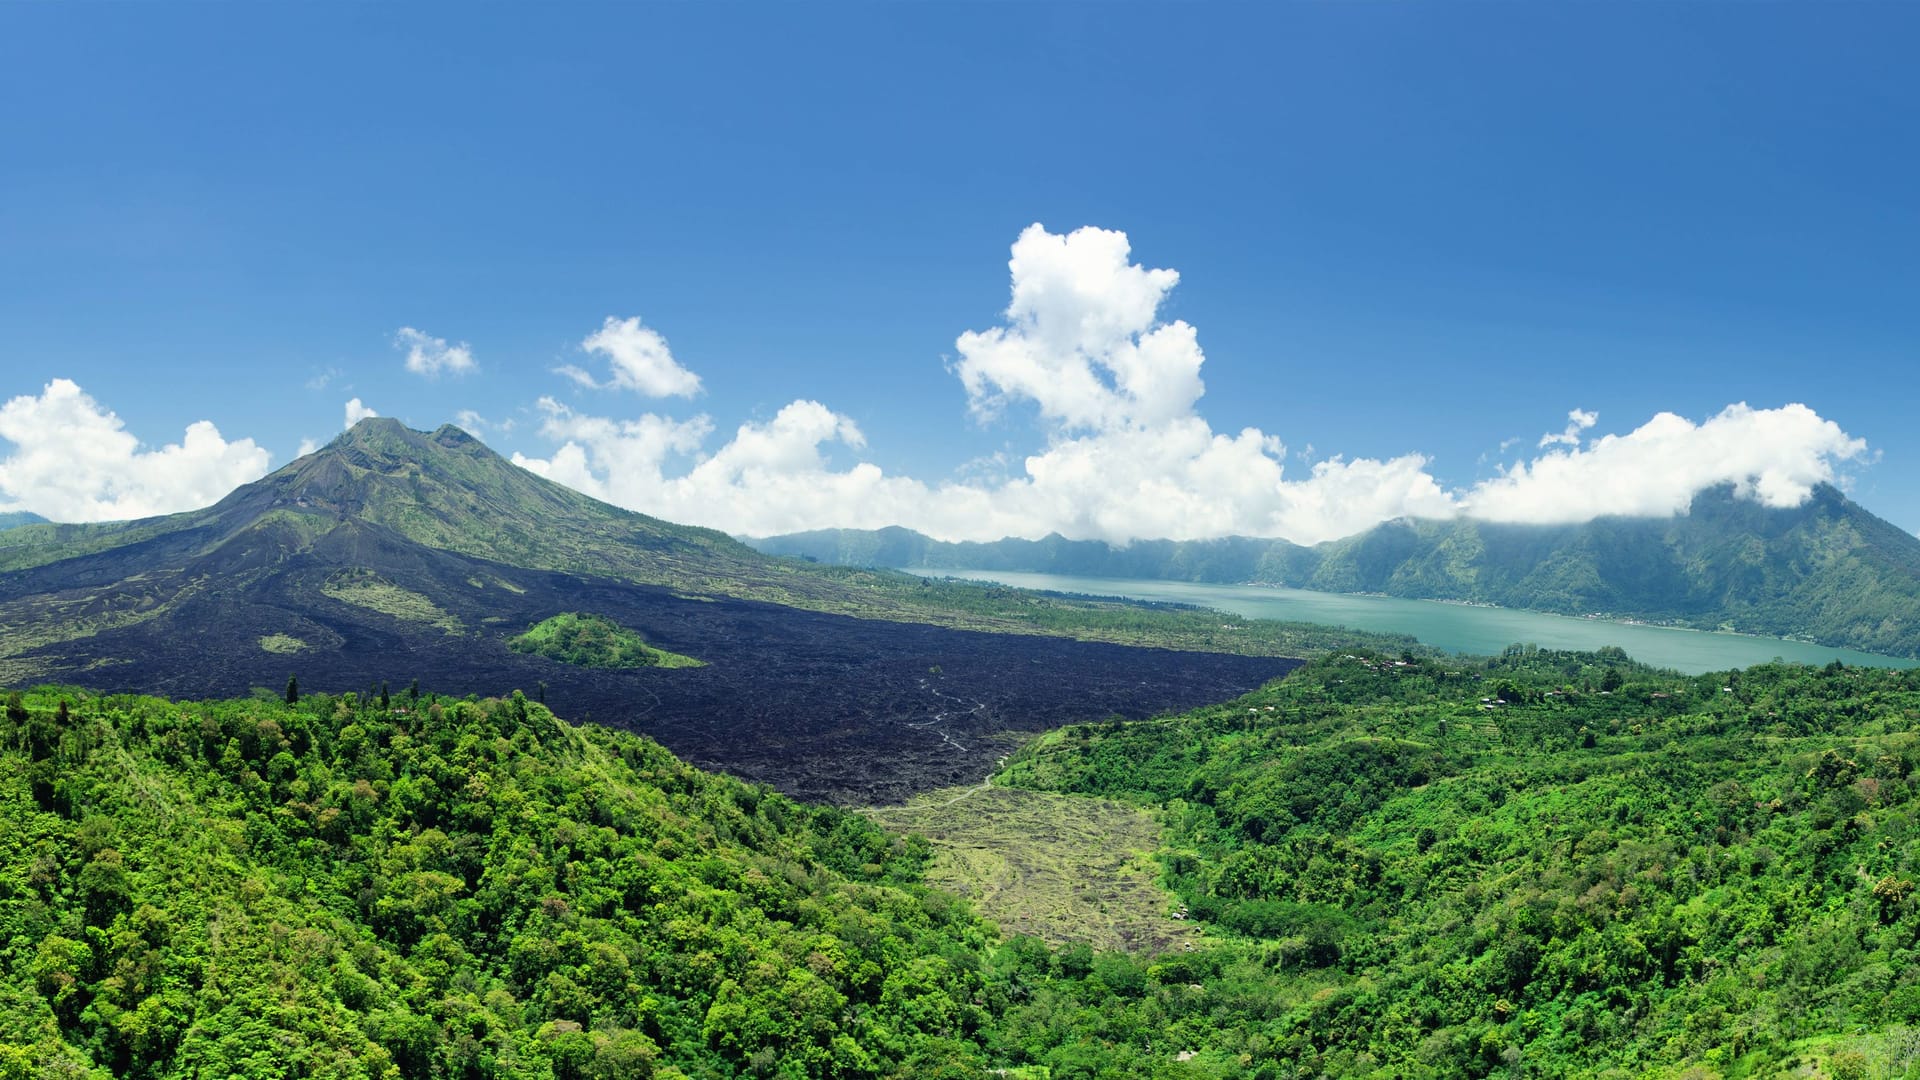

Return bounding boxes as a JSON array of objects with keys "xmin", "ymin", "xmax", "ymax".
[
  {"xmin": 451, "ymin": 408, "xmax": 514, "ymax": 436},
  {"xmin": 512, "ymin": 397, "xmax": 713, "ymax": 504},
  {"xmin": 1539, "ymin": 407, "xmax": 1599, "ymax": 448},
  {"xmin": 396, "ymin": 327, "xmax": 477, "ymax": 377},
  {"xmin": 514, "ymin": 224, "xmax": 1871, "ymax": 546},
  {"xmin": 514, "ymin": 226, "xmax": 1455, "ymax": 543},
  {"xmin": 1465, "ymin": 403, "xmax": 1867, "ymax": 523},
  {"xmin": 560, "ymin": 316, "xmax": 702, "ymax": 398},
  {"xmin": 345, "ymin": 398, "xmax": 378, "ymax": 427},
  {"xmin": 0, "ymin": 379, "xmax": 271, "ymax": 523},
  {"xmin": 296, "ymin": 438, "xmax": 319, "ymax": 458},
  {"xmin": 955, "ymin": 224, "xmax": 1200, "ymax": 431}
]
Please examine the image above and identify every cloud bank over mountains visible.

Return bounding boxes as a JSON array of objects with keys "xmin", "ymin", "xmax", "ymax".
[
  {"xmin": 1466, "ymin": 403, "xmax": 1865, "ymax": 524},
  {"xmin": 514, "ymin": 223, "xmax": 1867, "ymax": 543},
  {"xmin": 0, "ymin": 225, "xmax": 1874, "ymax": 537}
]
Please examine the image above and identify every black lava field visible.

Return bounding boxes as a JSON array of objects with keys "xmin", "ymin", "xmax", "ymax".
[{"xmin": 11, "ymin": 544, "xmax": 1296, "ymax": 804}]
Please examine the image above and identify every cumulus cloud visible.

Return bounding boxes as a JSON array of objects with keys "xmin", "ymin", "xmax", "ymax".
[
  {"xmin": 514, "ymin": 224, "xmax": 1871, "ymax": 545},
  {"xmin": 954, "ymin": 224, "xmax": 1201, "ymax": 431},
  {"xmin": 1465, "ymin": 403, "xmax": 1867, "ymax": 523},
  {"xmin": 296, "ymin": 438, "xmax": 319, "ymax": 458},
  {"xmin": 396, "ymin": 327, "xmax": 477, "ymax": 377},
  {"xmin": 515, "ymin": 397, "xmax": 926, "ymax": 538},
  {"xmin": 0, "ymin": 379, "xmax": 271, "ymax": 523},
  {"xmin": 514, "ymin": 225, "xmax": 1454, "ymax": 543},
  {"xmin": 345, "ymin": 398, "xmax": 378, "ymax": 427},
  {"xmin": 557, "ymin": 316, "xmax": 702, "ymax": 398}
]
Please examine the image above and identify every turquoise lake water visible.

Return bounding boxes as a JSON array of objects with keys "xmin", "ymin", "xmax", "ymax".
[{"xmin": 912, "ymin": 568, "xmax": 1918, "ymax": 676}]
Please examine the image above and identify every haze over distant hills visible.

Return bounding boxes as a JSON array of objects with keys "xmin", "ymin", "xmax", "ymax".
[{"xmin": 752, "ymin": 483, "xmax": 1920, "ymax": 660}]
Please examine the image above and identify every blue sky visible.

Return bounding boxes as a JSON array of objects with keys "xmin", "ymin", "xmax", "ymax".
[{"xmin": 3, "ymin": 4, "xmax": 1917, "ymax": 540}]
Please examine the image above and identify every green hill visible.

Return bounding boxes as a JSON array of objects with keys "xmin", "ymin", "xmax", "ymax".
[
  {"xmin": 509, "ymin": 612, "xmax": 705, "ymax": 669},
  {"xmin": 751, "ymin": 484, "xmax": 1920, "ymax": 658}
]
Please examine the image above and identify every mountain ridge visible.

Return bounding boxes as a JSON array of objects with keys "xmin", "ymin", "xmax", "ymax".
[
  {"xmin": 0, "ymin": 418, "xmax": 758, "ymax": 580},
  {"xmin": 749, "ymin": 483, "xmax": 1920, "ymax": 658}
]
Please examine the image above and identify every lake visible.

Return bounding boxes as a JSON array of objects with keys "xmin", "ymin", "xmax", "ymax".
[{"xmin": 912, "ymin": 568, "xmax": 1919, "ymax": 675}]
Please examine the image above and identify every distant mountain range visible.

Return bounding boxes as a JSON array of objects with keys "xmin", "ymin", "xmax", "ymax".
[
  {"xmin": 0, "ymin": 419, "xmax": 1288, "ymax": 801},
  {"xmin": 751, "ymin": 483, "xmax": 1920, "ymax": 659},
  {"xmin": 0, "ymin": 510, "xmax": 45, "ymax": 531}
]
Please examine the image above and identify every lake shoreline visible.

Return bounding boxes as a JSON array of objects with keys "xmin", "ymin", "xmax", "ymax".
[{"xmin": 909, "ymin": 568, "xmax": 1918, "ymax": 675}]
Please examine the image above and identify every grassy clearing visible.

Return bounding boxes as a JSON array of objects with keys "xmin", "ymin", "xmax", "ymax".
[
  {"xmin": 320, "ymin": 570, "xmax": 461, "ymax": 633},
  {"xmin": 258, "ymin": 634, "xmax": 307, "ymax": 654},
  {"xmin": 867, "ymin": 783, "xmax": 1197, "ymax": 953}
]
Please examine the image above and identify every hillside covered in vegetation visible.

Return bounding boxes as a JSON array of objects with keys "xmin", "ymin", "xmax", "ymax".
[
  {"xmin": 995, "ymin": 649, "xmax": 1920, "ymax": 1077},
  {"xmin": 0, "ymin": 685, "xmax": 1003, "ymax": 1078},
  {"xmin": 7, "ymin": 652, "xmax": 1920, "ymax": 1077}
]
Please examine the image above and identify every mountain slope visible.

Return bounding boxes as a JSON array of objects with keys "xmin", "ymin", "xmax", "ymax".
[
  {"xmin": 752, "ymin": 484, "xmax": 1920, "ymax": 657},
  {"xmin": 0, "ymin": 419, "xmax": 1296, "ymax": 802},
  {"xmin": 0, "ymin": 419, "xmax": 758, "ymax": 583}
]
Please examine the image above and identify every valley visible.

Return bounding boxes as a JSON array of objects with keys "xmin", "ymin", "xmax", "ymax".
[
  {"xmin": 10, "ymin": 14, "xmax": 1918, "ymax": 1078},
  {"xmin": 5, "ymin": 419, "xmax": 1920, "ymax": 1078}
]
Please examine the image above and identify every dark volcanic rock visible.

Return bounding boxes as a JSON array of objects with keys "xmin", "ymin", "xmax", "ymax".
[{"xmin": 18, "ymin": 545, "xmax": 1293, "ymax": 804}]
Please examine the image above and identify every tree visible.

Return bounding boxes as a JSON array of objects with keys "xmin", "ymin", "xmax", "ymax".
[
  {"xmin": 380, "ymin": 681, "xmax": 390, "ymax": 709},
  {"xmin": 285, "ymin": 675, "xmax": 299, "ymax": 705},
  {"xmin": 4, "ymin": 692, "xmax": 24, "ymax": 724}
]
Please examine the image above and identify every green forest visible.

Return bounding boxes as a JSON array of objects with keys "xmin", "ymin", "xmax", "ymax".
[
  {"xmin": 998, "ymin": 649, "xmax": 1920, "ymax": 1077},
  {"xmin": 5, "ymin": 649, "xmax": 1920, "ymax": 1077}
]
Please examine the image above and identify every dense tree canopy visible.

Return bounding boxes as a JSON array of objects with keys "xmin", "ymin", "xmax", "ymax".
[
  {"xmin": 0, "ymin": 686, "xmax": 995, "ymax": 1078},
  {"xmin": 1000, "ymin": 648, "xmax": 1920, "ymax": 1076},
  {"xmin": 5, "ymin": 648, "xmax": 1920, "ymax": 1077}
]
